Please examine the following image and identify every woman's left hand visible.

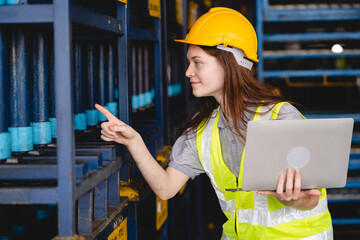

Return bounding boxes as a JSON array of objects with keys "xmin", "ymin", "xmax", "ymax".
[{"xmin": 257, "ymin": 168, "xmax": 322, "ymax": 210}]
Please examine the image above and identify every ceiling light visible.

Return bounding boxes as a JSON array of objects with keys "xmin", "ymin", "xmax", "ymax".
[{"xmin": 331, "ymin": 44, "xmax": 343, "ymax": 53}]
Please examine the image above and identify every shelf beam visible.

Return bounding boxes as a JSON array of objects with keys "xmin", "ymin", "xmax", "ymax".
[
  {"xmin": 304, "ymin": 113, "xmax": 360, "ymax": 122},
  {"xmin": 332, "ymin": 218, "xmax": 360, "ymax": 225},
  {"xmin": 0, "ymin": 4, "xmax": 53, "ymax": 24},
  {"xmin": 70, "ymin": 3, "xmax": 123, "ymax": 35},
  {"xmin": 130, "ymin": 28, "xmax": 159, "ymax": 41},
  {"xmin": 263, "ymin": 69, "xmax": 360, "ymax": 78},
  {"xmin": 0, "ymin": 163, "xmax": 88, "ymax": 181},
  {"xmin": 263, "ymin": 50, "xmax": 360, "ymax": 59},
  {"xmin": 0, "ymin": 187, "xmax": 57, "ymax": 204},
  {"xmin": 0, "ymin": 3, "xmax": 123, "ymax": 35},
  {"xmin": 266, "ymin": 8, "xmax": 360, "ymax": 22},
  {"xmin": 264, "ymin": 32, "xmax": 360, "ymax": 42},
  {"xmin": 75, "ymin": 157, "xmax": 124, "ymax": 200}
]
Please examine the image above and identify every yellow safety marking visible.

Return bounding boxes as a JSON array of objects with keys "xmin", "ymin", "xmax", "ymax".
[
  {"xmin": 188, "ymin": 1, "xmax": 199, "ymax": 29},
  {"xmin": 176, "ymin": 0, "xmax": 184, "ymax": 25},
  {"xmin": 203, "ymin": 0, "xmax": 212, "ymax": 8},
  {"xmin": 120, "ymin": 181, "xmax": 140, "ymax": 202},
  {"xmin": 284, "ymin": 76, "xmax": 356, "ymax": 88},
  {"xmin": 148, "ymin": 0, "xmax": 161, "ymax": 18},
  {"xmin": 52, "ymin": 235, "xmax": 85, "ymax": 240},
  {"xmin": 156, "ymin": 145, "xmax": 172, "ymax": 168},
  {"xmin": 157, "ymin": 155, "xmax": 166, "ymax": 163},
  {"xmin": 156, "ymin": 196, "xmax": 168, "ymax": 230},
  {"xmin": 117, "ymin": 0, "xmax": 127, "ymax": 8},
  {"xmin": 108, "ymin": 218, "xmax": 128, "ymax": 240},
  {"xmin": 179, "ymin": 183, "xmax": 186, "ymax": 195}
]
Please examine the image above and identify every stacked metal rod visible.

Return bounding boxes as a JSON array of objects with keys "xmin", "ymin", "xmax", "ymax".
[
  {"xmin": 0, "ymin": 0, "xmax": 20, "ymax": 5},
  {"xmin": 9, "ymin": 28, "xmax": 33, "ymax": 154},
  {"xmin": 84, "ymin": 41, "xmax": 118, "ymax": 126},
  {"xmin": 0, "ymin": 28, "xmax": 10, "ymax": 161},
  {"xmin": 74, "ymin": 41, "xmax": 86, "ymax": 131},
  {"xmin": 131, "ymin": 41, "xmax": 154, "ymax": 111},
  {"xmin": 31, "ymin": 31, "xmax": 51, "ymax": 147},
  {"xmin": 85, "ymin": 42, "xmax": 97, "ymax": 126},
  {"xmin": 168, "ymin": 47, "xmax": 183, "ymax": 97},
  {"xmin": 0, "ymin": 29, "xmax": 119, "ymax": 160},
  {"xmin": 49, "ymin": 42, "xmax": 56, "ymax": 138}
]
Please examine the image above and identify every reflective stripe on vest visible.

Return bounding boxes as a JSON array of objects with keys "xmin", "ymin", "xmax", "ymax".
[{"xmin": 197, "ymin": 102, "xmax": 333, "ymax": 240}]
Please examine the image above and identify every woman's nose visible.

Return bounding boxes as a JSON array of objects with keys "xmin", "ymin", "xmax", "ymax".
[{"xmin": 185, "ymin": 65, "xmax": 194, "ymax": 78}]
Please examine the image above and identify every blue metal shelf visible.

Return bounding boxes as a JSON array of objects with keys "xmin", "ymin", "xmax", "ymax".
[
  {"xmin": 0, "ymin": 162, "xmax": 88, "ymax": 181},
  {"xmin": 0, "ymin": 187, "xmax": 57, "ymax": 204},
  {"xmin": 263, "ymin": 50, "xmax": 360, "ymax": 59},
  {"xmin": 70, "ymin": 3, "xmax": 123, "ymax": 35},
  {"xmin": 256, "ymin": 1, "xmax": 360, "ymax": 82},
  {"xmin": 266, "ymin": 8, "xmax": 360, "ymax": 22},
  {"xmin": 328, "ymin": 198, "xmax": 360, "ymax": 203},
  {"xmin": 44, "ymin": 144, "xmax": 117, "ymax": 162},
  {"xmin": 0, "ymin": 3, "xmax": 123, "ymax": 35},
  {"xmin": 75, "ymin": 157, "xmax": 124, "ymax": 200},
  {"xmin": 130, "ymin": 28, "xmax": 159, "ymax": 41},
  {"xmin": 22, "ymin": 153, "xmax": 103, "ymax": 171},
  {"xmin": 125, "ymin": 1, "xmax": 166, "ymax": 237},
  {"xmin": 263, "ymin": 69, "xmax": 360, "ymax": 78},
  {"xmin": 350, "ymin": 154, "xmax": 360, "ymax": 160},
  {"xmin": 348, "ymin": 160, "xmax": 360, "ymax": 171},
  {"xmin": 344, "ymin": 181, "xmax": 360, "ymax": 189},
  {"xmin": 257, "ymin": 2, "xmax": 360, "ymax": 229},
  {"xmin": 0, "ymin": 0, "xmax": 132, "ymax": 238},
  {"xmin": 264, "ymin": 32, "xmax": 360, "ymax": 42},
  {"xmin": 303, "ymin": 113, "xmax": 360, "ymax": 122},
  {"xmin": 0, "ymin": 4, "xmax": 53, "ymax": 23},
  {"xmin": 352, "ymin": 135, "xmax": 360, "ymax": 144},
  {"xmin": 332, "ymin": 218, "xmax": 360, "ymax": 225}
]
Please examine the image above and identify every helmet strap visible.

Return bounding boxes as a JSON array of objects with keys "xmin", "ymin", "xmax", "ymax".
[{"xmin": 216, "ymin": 44, "xmax": 253, "ymax": 70}]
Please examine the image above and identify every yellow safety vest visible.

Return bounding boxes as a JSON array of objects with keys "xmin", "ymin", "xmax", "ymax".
[{"xmin": 196, "ymin": 102, "xmax": 333, "ymax": 240}]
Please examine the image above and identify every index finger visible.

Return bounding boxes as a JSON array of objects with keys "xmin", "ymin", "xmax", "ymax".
[
  {"xmin": 95, "ymin": 103, "xmax": 115, "ymax": 120},
  {"xmin": 293, "ymin": 169, "xmax": 301, "ymax": 197}
]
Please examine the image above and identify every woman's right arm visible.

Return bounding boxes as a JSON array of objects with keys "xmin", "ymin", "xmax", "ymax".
[{"xmin": 95, "ymin": 104, "xmax": 190, "ymax": 200}]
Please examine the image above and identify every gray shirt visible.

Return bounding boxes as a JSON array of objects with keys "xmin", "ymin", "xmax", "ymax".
[{"xmin": 168, "ymin": 104, "xmax": 303, "ymax": 179}]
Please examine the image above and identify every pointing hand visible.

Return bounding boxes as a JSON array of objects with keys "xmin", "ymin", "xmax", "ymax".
[{"xmin": 95, "ymin": 104, "xmax": 140, "ymax": 146}]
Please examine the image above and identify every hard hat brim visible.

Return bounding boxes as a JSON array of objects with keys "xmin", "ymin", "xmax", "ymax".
[
  {"xmin": 174, "ymin": 39, "xmax": 214, "ymax": 47},
  {"xmin": 174, "ymin": 39, "xmax": 259, "ymax": 63},
  {"xmin": 174, "ymin": 39, "xmax": 197, "ymax": 44}
]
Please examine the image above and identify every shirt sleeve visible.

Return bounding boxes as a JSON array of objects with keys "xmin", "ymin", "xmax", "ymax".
[
  {"xmin": 276, "ymin": 103, "xmax": 304, "ymax": 120},
  {"xmin": 168, "ymin": 132, "xmax": 205, "ymax": 179}
]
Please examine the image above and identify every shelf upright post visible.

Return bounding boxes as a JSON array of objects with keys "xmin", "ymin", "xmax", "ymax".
[
  {"xmin": 117, "ymin": 1, "xmax": 130, "ymax": 125},
  {"xmin": 117, "ymin": 2, "xmax": 139, "ymax": 240},
  {"xmin": 256, "ymin": 0, "xmax": 264, "ymax": 82},
  {"xmin": 181, "ymin": 0, "xmax": 190, "ymax": 125},
  {"xmin": 154, "ymin": 7, "xmax": 164, "ymax": 148},
  {"xmin": 53, "ymin": 0, "xmax": 76, "ymax": 237},
  {"xmin": 161, "ymin": 0, "xmax": 170, "ymax": 145}
]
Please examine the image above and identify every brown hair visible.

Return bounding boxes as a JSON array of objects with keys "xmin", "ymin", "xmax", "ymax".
[{"xmin": 182, "ymin": 46, "xmax": 287, "ymax": 140}]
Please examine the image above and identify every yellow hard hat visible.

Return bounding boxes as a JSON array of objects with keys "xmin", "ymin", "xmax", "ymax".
[{"xmin": 175, "ymin": 7, "xmax": 259, "ymax": 62}]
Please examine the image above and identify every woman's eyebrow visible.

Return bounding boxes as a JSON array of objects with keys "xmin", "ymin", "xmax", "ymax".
[{"xmin": 187, "ymin": 55, "xmax": 201, "ymax": 61}]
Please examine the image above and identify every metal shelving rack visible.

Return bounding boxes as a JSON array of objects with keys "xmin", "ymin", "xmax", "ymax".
[
  {"xmin": 256, "ymin": 0, "xmax": 360, "ymax": 230},
  {"xmin": 124, "ymin": 0, "xmax": 169, "ymax": 239},
  {"xmin": 256, "ymin": 0, "xmax": 360, "ymax": 81},
  {"xmin": 0, "ymin": 0, "xmax": 131, "ymax": 238},
  {"xmin": 161, "ymin": 0, "xmax": 193, "ymax": 240}
]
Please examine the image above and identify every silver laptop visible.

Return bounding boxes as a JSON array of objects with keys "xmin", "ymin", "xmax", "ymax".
[{"xmin": 242, "ymin": 118, "xmax": 354, "ymax": 191}]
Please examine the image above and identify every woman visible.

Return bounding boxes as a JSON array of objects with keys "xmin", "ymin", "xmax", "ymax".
[{"xmin": 96, "ymin": 7, "xmax": 333, "ymax": 239}]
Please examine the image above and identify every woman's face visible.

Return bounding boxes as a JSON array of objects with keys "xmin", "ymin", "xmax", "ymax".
[{"xmin": 186, "ymin": 45, "xmax": 225, "ymax": 103}]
